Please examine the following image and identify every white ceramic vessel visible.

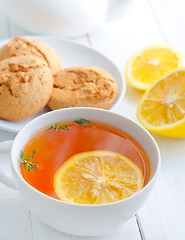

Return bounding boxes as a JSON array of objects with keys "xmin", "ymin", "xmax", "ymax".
[
  {"xmin": 3, "ymin": 0, "xmax": 135, "ymax": 37},
  {"xmin": 0, "ymin": 108, "xmax": 161, "ymax": 236}
]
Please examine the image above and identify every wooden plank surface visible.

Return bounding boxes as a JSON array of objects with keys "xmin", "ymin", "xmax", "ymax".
[
  {"xmin": 31, "ymin": 213, "xmax": 141, "ymax": 240},
  {"xmin": 138, "ymin": 136, "xmax": 185, "ymax": 240},
  {"xmin": 148, "ymin": 0, "xmax": 185, "ymax": 49},
  {"xmin": 136, "ymin": 1, "xmax": 185, "ymax": 239}
]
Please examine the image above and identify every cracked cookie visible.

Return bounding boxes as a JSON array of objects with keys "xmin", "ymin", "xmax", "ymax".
[
  {"xmin": 47, "ymin": 66, "xmax": 117, "ymax": 110},
  {"xmin": 0, "ymin": 37, "xmax": 61, "ymax": 75},
  {"xmin": 0, "ymin": 55, "xmax": 53, "ymax": 120}
]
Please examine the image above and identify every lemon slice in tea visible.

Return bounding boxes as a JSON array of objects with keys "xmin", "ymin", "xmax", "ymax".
[
  {"xmin": 125, "ymin": 45, "xmax": 183, "ymax": 90},
  {"xmin": 137, "ymin": 68, "xmax": 185, "ymax": 137},
  {"xmin": 54, "ymin": 151, "xmax": 144, "ymax": 204}
]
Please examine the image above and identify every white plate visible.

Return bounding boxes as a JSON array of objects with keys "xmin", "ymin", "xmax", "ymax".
[{"xmin": 0, "ymin": 36, "xmax": 125, "ymax": 133}]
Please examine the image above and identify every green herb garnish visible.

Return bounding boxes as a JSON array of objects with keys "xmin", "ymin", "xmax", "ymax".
[
  {"xmin": 74, "ymin": 119, "xmax": 92, "ymax": 128},
  {"xmin": 47, "ymin": 119, "xmax": 92, "ymax": 131},
  {"xmin": 48, "ymin": 123, "xmax": 71, "ymax": 131},
  {"xmin": 18, "ymin": 150, "xmax": 38, "ymax": 172}
]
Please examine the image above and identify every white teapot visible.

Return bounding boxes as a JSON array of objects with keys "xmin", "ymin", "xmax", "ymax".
[{"xmin": 3, "ymin": 0, "xmax": 135, "ymax": 37}]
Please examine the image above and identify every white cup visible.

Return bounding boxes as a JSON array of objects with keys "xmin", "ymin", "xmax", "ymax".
[
  {"xmin": 3, "ymin": 0, "xmax": 135, "ymax": 37},
  {"xmin": 0, "ymin": 108, "xmax": 160, "ymax": 236}
]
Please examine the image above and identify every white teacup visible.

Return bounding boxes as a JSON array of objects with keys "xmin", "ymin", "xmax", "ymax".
[
  {"xmin": 3, "ymin": 0, "xmax": 135, "ymax": 37},
  {"xmin": 0, "ymin": 108, "xmax": 160, "ymax": 236}
]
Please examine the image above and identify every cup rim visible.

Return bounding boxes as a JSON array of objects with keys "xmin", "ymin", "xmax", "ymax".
[{"xmin": 11, "ymin": 107, "xmax": 161, "ymax": 207}]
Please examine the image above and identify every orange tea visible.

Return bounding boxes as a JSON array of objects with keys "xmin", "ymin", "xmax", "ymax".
[{"xmin": 19, "ymin": 119, "xmax": 150, "ymax": 202}]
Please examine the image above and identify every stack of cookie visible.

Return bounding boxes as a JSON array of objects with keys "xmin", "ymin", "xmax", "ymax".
[{"xmin": 0, "ymin": 37, "xmax": 117, "ymax": 121}]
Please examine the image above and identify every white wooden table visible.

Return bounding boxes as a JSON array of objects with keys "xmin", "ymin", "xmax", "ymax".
[{"xmin": 1, "ymin": 0, "xmax": 185, "ymax": 239}]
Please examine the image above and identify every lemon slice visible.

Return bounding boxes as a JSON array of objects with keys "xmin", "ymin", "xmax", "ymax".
[
  {"xmin": 125, "ymin": 45, "xmax": 183, "ymax": 90},
  {"xmin": 137, "ymin": 68, "xmax": 185, "ymax": 137},
  {"xmin": 54, "ymin": 151, "xmax": 144, "ymax": 204}
]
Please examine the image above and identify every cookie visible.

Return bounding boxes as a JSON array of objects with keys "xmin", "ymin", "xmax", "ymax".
[
  {"xmin": 0, "ymin": 37, "xmax": 61, "ymax": 75},
  {"xmin": 47, "ymin": 66, "xmax": 117, "ymax": 110},
  {"xmin": 0, "ymin": 55, "xmax": 53, "ymax": 120}
]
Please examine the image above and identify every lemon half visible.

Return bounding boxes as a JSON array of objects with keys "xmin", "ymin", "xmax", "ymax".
[
  {"xmin": 137, "ymin": 68, "xmax": 185, "ymax": 137},
  {"xmin": 125, "ymin": 45, "xmax": 183, "ymax": 90},
  {"xmin": 54, "ymin": 151, "xmax": 144, "ymax": 204}
]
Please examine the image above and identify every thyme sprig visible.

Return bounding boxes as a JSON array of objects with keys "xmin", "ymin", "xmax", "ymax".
[
  {"xmin": 48, "ymin": 119, "xmax": 92, "ymax": 131},
  {"xmin": 18, "ymin": 150, "xmax": 38, "ymax": 172},
  {"xmin": 74, "ymin": 119, "xmax": 92, "ymax": 128},
  {"xmin": 47, "ymin": 123, "xmax": 71, "ymax": 132}
]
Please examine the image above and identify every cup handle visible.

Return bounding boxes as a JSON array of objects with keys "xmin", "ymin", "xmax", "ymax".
[{"xmin": 0, "ymin": 140, "xmax": 16, "ymax": 189}]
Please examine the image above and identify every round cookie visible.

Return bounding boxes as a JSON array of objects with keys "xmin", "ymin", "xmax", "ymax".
[
  {"xmin": 0, "ymin": 55, "xmax": 53, "ymax": 120},
  {"xmin": 0, "ymin": 37, "xmax": 61, "ymax": 75},
  {"xmin": 48, "ymin": 66, "xmax": 117, "ymax": 110}
]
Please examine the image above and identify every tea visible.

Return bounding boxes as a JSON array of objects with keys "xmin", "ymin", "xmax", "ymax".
[{"xmin": 20, "ymin": 119, "xmax": 150, "ymax": 202}]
